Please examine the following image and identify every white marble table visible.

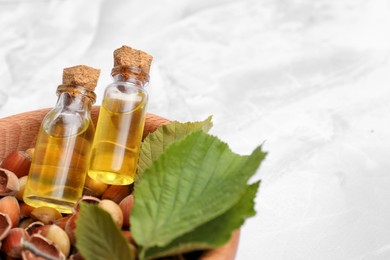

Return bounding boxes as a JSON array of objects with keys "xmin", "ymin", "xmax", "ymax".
[{"xmin": 1, "ymin": 0, "xmax": 390, "ymax": 259}]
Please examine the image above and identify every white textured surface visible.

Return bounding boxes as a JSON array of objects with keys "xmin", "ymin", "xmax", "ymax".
[{"xmin": 1, "ymin": 0, "xmax": 390, "ymax": 259}]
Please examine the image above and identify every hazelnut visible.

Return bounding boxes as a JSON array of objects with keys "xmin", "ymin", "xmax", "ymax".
[
  {"xmin": 30, "ymin": 206, "xmax": 62, "ymax": 225},
  {"xmin": 64, "ymin": 213, "xmax": 78, "ymax": 245},
  {"xmin": 0, "ymin": 168, "xmax": 20, "ymax": 196},
  {"xmin": 53, "ymin": 215, "xmax": 72, "ymax": 230},
  {"xmin": 83, "ymin": 176, "xmax": 108, "ymax": 197},
  {"xmin": 119, "ymin": 194, "xmax": 134, "ymax": 228},
  {"xmin": 16, "ymin": 176, "xmax": 28, "ymax": 201},
  {"xmin": 21, "ymin": 233, "xmax": 66, "ymax": 260},
  {"xmin": 33, "ymin": 224, "xmax": 71, "ymax": 257},
  {"xmin": 25, "ymin": 221, "xmax": 44, "ymax": 235},
  {"xmin": 0, "ymin": 196, "xmax": 20, "ymax": 227},
  {"xmin": 0, "ymin": 213, "xmax": 12, "ymax": 241},
  {"xmin": 98, "ymin": 199, "xmax": 123, "ymax": 227},
  {"xmin": 1, "ymin": 227, "xmax": 30, "ymax": 258},
  {"xmin": 18, "ymin": 218, "xmax": 34, "ymax": 229},
  {"xmin": 102, "ymin": 185, "xmax": 132, "ymax": 204},
  {"xmin": 73, "ymin": 195, "xmax": 101, "ymax": 213},
  {"xmin": 19, "ymin": 202, "xmax": 35, "ymax": 220},
  {"xmin": 0, "ymin": 151, "xmax": 32, "ymax": 178}
]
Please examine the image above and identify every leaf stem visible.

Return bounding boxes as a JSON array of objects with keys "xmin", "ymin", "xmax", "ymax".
[{"xmin": 139, "ymin": 246, "xmax": 146, "ymax": 260}]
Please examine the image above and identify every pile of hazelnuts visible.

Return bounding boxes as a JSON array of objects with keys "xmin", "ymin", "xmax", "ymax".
[{"xmin": 0, "ymin": 150, "xmax": 134, "ymax": 259}]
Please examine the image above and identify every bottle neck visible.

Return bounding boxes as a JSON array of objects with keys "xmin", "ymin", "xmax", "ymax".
[
  {"xmin": 111, "ymin": 65, "xmax": 149, "ymax": 87},
  {"xmin": 56, "ymin": 85, "xmax": 96, "ymax": 111}
]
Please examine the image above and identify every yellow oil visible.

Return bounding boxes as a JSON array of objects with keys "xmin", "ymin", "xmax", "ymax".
[
  {"xmin": 88, "ymin": 92, "xmax": 147, "ymax": 185},
  {"xmin": 23, "ymin": 122, "xmax": 94, "ymax": 213}
]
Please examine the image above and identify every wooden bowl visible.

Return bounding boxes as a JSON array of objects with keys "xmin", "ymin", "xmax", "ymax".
[
  {"xmin": 0, "ymin": 107, "xmax": 240, "ymax": 259},
  {"xmin": 0, "ymin": 106, "xmax": 171, "ymax": 159}
]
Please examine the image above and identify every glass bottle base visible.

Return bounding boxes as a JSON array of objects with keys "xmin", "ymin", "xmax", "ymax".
[
  {"xmin": 24, "ymin": 196, "xmax": 75, "ymax": 214},
  {"xmin": 88, "ymin": 170, "xmax": 134, "ymax": 185}
]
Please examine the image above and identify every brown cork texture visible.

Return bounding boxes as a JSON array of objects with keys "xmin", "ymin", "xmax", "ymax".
[
  {"xmin": 113, "ymin": 46, "xmax": 153, "ymax": 78},
  {"xmin": 62, "ymin": 65, "xmax": 101, "ymax": 91}
]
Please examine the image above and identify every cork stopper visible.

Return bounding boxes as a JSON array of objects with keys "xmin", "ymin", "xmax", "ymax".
[
  {"xmin": 112, "ymin": 46, "xmax": 153, "ymax": 82},
  {"xmin": 62, "ymin": 65, "xmax": 100, "ymax": 91}
]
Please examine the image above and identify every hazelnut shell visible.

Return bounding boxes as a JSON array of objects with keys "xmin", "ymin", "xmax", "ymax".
[
  {"xmin": 0, "ymin": 151, "xmax": 32, "ymax": 178},
  {"xmin": 0, "ymin": 168, "xmax": 20, "ymax": 196}
]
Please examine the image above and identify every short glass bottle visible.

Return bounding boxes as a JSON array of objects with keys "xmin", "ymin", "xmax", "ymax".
[
  {"xmin": 88, "ymin": 59, "xmax": 151, "ymax": 185},
  {"xmin": 24, "ymin": 66, "xmax": 99, "ymax": 213}
]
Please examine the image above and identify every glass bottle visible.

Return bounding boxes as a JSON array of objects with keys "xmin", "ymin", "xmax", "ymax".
[
  {"xmin": 23, "ymin": 65, "xmax": 100, "ymax": 213},
  {"xmin": 88, "ymin": 45, "xmax": 153, "ymax": 185}
]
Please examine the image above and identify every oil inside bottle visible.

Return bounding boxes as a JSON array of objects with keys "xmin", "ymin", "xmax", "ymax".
[
  {"xmin": 88, "ymin": 86, "xmax": 147, "ymax": 185},
  {"xmin": 24, "ymin": 111, "xmax": 94, "ymax": 214}
]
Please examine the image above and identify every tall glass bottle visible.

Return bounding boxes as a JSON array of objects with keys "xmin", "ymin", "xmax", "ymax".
[
  {"xmin": 24, "ymin": 65, "xmax": 100, "ymax": 213},
  {"xmin": 88, "ymin": 45, "xmax": 153, "ymax": 185}
]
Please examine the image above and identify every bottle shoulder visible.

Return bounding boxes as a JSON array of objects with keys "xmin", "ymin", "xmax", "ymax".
[
  {"xmin": 100, "ymin": 82, "xmax": 148, "ymax": 114},
  {"xmin": 42, "ymin": 103, "xmax": 94, "ymax": 137},
  {"xmin": 105, "ymin": 81, "xmax": 148, "ymax": 94},
  {"xmin": 103, "ymin": 81, "xmax": 147, "ymax": 104}
]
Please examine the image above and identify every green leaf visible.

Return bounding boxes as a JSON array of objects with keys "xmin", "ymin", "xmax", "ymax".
[
  {"xmin": 131, "ymin": 131, "xmax": 266, "ymax": 251},
  {"xmin": 76, "ymin": 202, "xmax": 135, "ymax": 260},
  {"xmin": 145, "ymin": 181, "xmax": 261, "ymax": 259},
  {"xmin": 137, "ymin": 116, "xmax": 213, "ymax": 181}
]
